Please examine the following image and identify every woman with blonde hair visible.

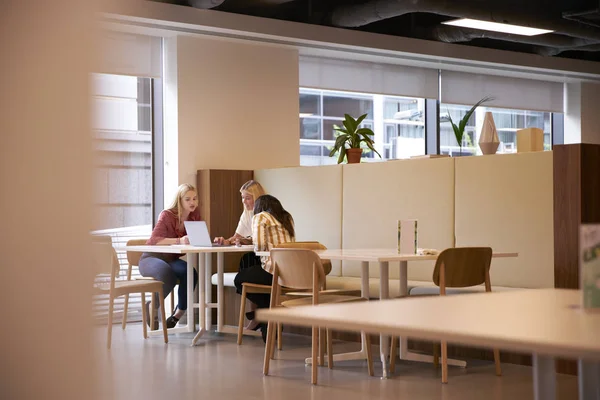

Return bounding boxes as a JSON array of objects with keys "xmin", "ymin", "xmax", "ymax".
[
  {"xmin": 139, "ymin": 183, "xmax": 201, "ymax": 329},
  {"xmin": 213, "ymin": 180, "xmax": 266, "ymax": 246}
]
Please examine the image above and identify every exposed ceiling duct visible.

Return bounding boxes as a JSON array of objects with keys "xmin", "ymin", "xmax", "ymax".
[
  {"xmin": 187, "ymin": 0, "xmax": 226, "ymax": 8},
  {"xmin": 329, "ymin": 0, "xmax": 600, "ymax": 43},
  {"xmin": 430, "ymin": 25, "xmax": 600, "ymax": 56}
]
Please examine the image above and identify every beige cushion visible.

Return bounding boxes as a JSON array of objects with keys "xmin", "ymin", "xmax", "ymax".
[
  {"xmin": 212, "ymin": 272, "xmax": 237, "ymax": 287},
  {"xmin": 326, "ymin": 276, "xmax": 437, "ymax": 299}
]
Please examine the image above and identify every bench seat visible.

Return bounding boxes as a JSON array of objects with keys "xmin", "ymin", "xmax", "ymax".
[{"xmin": 213, "ymin": 273, "xmax": 522, "ymax": 298}]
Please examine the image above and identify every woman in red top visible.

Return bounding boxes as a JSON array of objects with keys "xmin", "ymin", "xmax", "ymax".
[{"xmin": 140, "ymin": 183, "xmax": 201, "ymax": 329}]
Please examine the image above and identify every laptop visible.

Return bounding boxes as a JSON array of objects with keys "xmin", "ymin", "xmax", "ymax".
[{"xmin": 183, "ymin": 221, "xmax": 230, "ymax": 247}]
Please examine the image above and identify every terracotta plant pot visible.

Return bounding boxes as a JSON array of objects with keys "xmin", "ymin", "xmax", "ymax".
[{"xmin": 346, "ymin": 148, "xmax": 363, "ymax": 164}]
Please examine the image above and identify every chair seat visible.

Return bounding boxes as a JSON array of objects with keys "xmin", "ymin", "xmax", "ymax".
[{"xmin": 281, "ymin": 294, "xmax": 366, "ymax": 307}]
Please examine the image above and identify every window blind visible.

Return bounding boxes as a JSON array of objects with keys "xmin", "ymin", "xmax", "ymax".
[
  {"xmin": 96, "ymin": 31, "xmax": 162, "ymax": 78},
  {"xmin": 299, "ymin": 55, "xmax": 438, "ymax": 99},
  {"xmin": 441, "ymin": 70, "xmax": 564, "ymax": 113}
]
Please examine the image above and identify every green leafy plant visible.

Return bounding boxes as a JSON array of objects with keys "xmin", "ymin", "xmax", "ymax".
[
  {"xmin": 328, "ymin": 113, "xmax": 382, "ymax": 164},
  {"xmin": 447, "ymin": 96, "xmax": 494, "ymax": 156}
]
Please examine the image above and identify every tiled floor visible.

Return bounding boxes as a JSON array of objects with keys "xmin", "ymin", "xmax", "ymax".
[{"xmin": 95, "ymin": 324, "xmax": 577, "ymax": 400}]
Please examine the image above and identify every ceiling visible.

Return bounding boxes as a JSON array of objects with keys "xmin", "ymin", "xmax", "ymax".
[{"xmin": 151, "ymin": 0, "xmax": 600, "ymax": 62}]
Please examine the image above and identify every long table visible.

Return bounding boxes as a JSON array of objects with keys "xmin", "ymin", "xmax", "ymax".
[
  {"xmin": 257, "ymin": 288, "xmax": 600, "ymax": 400},
  {"xmin": 116, "ymin": 244, "xmax": 256, "ymax": 345},
  {"xmin": 256, "ymin": 248, "xmax": 518, "ymax": 378}
]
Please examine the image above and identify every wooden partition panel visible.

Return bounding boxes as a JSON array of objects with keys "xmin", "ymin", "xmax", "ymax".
[
  {"xmin": 255, "ymin": 165, "xmax": 343, "ymax": 275},
  {"xmin": 342, "ymin": 158, "xmax": 455, "ymax": 280},
  {"xmin": 455, "ymin": 152, "xmax": 554, "ymax": 288},
  {"xmin": 553, "ymin": 143, "xmax": 600, "ymax": 375}
]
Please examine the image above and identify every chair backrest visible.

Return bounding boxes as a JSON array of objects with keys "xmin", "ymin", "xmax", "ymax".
[
  {"xmin": 126, "ymin": 238, "xmax": 148, "ymax": 266},
  {"xmin": 270, "ymin": 248, "xmax": 326, "ymax": 291},
  {"xmin": 274, "ymin": 241, "xmax": 332, "ymax": 275},
  {"xmin": 432, "ymin": 247, "xmax": 493, "ymax": 289},
  {"xmin": 91, "ymin": 236, "xmax": 120, "ymax": 282}
]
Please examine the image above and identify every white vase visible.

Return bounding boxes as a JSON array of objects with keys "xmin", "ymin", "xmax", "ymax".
[{"xmin": 478, "ymin": 111, "xmax": 500, "ymax": 155}]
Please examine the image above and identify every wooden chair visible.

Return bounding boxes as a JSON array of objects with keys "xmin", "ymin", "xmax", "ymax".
[
  {"xmin": 262, "ymin": 248, "xmax": 374, "ymax": 385},
  {"xmin": 91, "ymin": 236, "xmax": 168, "ymax": 349},
  {"xmin": 237, "ymin": 241, "xmax": 354, "ymax": 347},
  {"xmin": 122, "ymin": 238, "xmax": 176, "ymax": 330},
  {"xmin": 389, "ymin": 247, "xmax": 501, "ymax": 383}
]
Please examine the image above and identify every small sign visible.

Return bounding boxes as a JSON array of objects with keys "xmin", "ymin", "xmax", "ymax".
[
  {"xmin": 581, "ymin": 224, "xmax": 600, "ymax": 310},
  {"xmin": 398, "ymin": 220, "xmax": 418, "ymax": 254}
]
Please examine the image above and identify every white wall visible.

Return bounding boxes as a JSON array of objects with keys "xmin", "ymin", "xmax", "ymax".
[
  {"xmin": 564, "ymin": 82, "xmax": 600, "ymax": 145},
  {"xmin": 169, "ymin": 35, "xmax": 300, "ymax": 186}
]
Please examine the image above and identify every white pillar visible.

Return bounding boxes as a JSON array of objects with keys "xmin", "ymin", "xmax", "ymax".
[
  {"xmin": 0, "ymin": 1, "xmax": 96, "ymax": 399},
  {"xmin": 564, "ymin": 82, "xmax": 600, "ymax": 145}
]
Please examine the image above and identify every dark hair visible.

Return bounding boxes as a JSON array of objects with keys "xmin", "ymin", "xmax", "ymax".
[{"xmin": 253, "ymin": 195, "xmax": 295, "ymax": 238}]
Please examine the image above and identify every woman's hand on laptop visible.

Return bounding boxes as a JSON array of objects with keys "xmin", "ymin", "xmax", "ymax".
[
  {"xmin": 180, "ymin": 235, "xmax": 190, "ymax": 245},
  {"xmin": 213, "ymin": 236, "xmax": 230, "ymax": 245}
]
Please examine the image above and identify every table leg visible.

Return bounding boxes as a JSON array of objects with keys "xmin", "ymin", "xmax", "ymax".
[
  {"xmin": 205, "ymin": 253, "xmax": 213, "ymax": 330},
  {"xmin": 191, "ymin": 253, "xmax": 206, "ymax": 346},
  {"xmin": 379, "ymin": 261, "xmax": 390, "ymax": 379},
  {"xmin": 578, "ymin": 359, "xmax": 600, "ymax": 400},
  {"xmin": 305, "ymin": 261, "xmax": 370, "ymax": 366},
  {"xmin": 186, "ymin": 253, "xmax": 196, "ymax": 333},
  {"xmin": 217, "ymin": 252, "xmax": 225, "ymax": 333},
  {"xmin": 397, "ymin": 260, "xmax": 408, "ymax": 359},
  {"xmin": 533, "ymin": 354, "xmax": 556, "ymax": 400}
]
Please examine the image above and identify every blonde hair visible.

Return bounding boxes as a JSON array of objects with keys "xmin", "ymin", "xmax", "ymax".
[
  {"xmin": 240, "ymin": 180, "xmax": 266, "ymax": 202},
  {"xmin": 167, "ymin": 183, "xmax": 197, "ymax": 224}
]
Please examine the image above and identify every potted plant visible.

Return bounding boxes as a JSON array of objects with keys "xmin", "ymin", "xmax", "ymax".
[
  {"xmin": 329, "ymin": 113, "xmax": 381, "ymax": 164},
  {"xmin": 447, "ymin": 96, "xmax": 494, "ymax": 156}
]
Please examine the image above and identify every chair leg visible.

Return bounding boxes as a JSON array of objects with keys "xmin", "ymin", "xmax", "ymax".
[
  {"xmin": 389, "ymin": 336, "xmax": 397, "ymax": 374},
  {"xmin": 122, "ymin": 294, "xmax": 129, "ymax": 330},
  {"xmin": 311, "ymin": 326, "xmax": 318, "ymax": 385},
  {"xmin": 319, "ymin": 328, "xmax": 326, "ymax": 366},
  {"xmin": 157, "ymin": 288, "xmax": 168, "ymax": 344},
  {"xmin": 493, "ymin": 349, "xmax": 502, "ymax": 376},
  {"xmin": 237, "ymin": 286, "xmax": 247, "ymax": 345},
  {"xmin": 364, "ymin": 332, "xmax": 374, "ymax": 377},
  {"xmin": 277, "ymin": 323, "xmax": 283, "ymax": 351},
  {"xmin": 263, "ymin": 322, "xmax": 276, "ymax": 376},
  {"xmin": 441, "ymin": 340, "xmax": 448, "ymax": 384},
  {"xmin": 106, "ymin": 295, "xmax": 114, "ymax": 350},
  {"xmin": 150, "ymin": 295, "xmax": 156, "ymax": 331},
  {"xmin": 269, "ymin": 321, "xmax": 277, "ymax": 360},
  {"xmin": 327, "ymin": 329, "xmax": 333, "ymax": 369},
  {"xmin": 141, "ymin": 292, "xmax": 148, "ymax": 339}
]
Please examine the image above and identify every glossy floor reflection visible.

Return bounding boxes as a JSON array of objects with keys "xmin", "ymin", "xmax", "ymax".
[{"xmin": 95, "ymin": 324, "xmax": 577, "ymax": 400}]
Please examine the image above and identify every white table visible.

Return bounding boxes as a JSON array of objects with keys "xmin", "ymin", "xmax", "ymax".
[
  {"xmin": 117, "ymin": 244, "xmax": 255, "ymax": 345},
  {"xmin": 257, "ymin": 248, "xmax": 518, "ymax": 378},
  {"xmin": 257, "ymin": 289, "xmax": 600, "ymax": 400}
]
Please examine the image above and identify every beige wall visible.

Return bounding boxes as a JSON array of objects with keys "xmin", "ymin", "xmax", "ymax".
[
  {"xmin": 342, "ymin": 158, "xmax": 456, "ymax": 280},
  {"xmin": 564, "ymin": 82, "xmax": 600, "ymax": 145},
  {"xmin": 171, "ymin": 35, "xmax": 300, "ymax": 187},
  {"xmin": 255, "ymin": 165, "xmax": 343, "ymax": 275},
  {"xmin": 1, "ymin": 0, "xmax": 95, "ymax": 398},
  {"xmin": 455, "ymin": 152, "xmax": 554, "ymax": 288}
]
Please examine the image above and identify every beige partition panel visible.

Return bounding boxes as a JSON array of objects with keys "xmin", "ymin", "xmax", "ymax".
[
  {"xmin": 255, "ymin": 165, "xmax": 343, "ymax": 275},
  {"xmin": 342, "ymin": 158, "xmax": 455, "ymax": 280},
  {"xmin": 455, "ymin": 152, "xmax": 554, "ymax": 288}
]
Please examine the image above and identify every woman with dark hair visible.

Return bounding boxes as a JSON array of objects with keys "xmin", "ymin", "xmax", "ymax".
[{"xmin": 233, "ymin": 194, "xmax": 295, "ymax": 333}]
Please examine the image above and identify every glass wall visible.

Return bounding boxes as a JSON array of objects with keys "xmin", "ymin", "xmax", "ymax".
[
  {"xmin": 439, "ymin": 104, "xmax": 551, "ymax": 156},
  {"xmin": 300, "ymin": 89, "xmax": 425, "ymax": 166}
]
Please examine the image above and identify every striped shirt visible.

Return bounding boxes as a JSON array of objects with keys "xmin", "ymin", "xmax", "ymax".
[{"xmin": 252, "ymin": 211, "xmax": 295, "ymax": 273}]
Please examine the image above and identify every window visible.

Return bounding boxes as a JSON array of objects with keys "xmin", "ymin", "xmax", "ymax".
[
  {"xmin": 91, "ymin": 73, "xmax": 154, "ymax": 230},
  {"xmin": 439, "ymin": 104, "xmax": 553, "ymax": 156},
  {"xmin": 300, "ymin": 89, "xmax": 426, "ymax": 166},
  {"xmin": 91, "ymin": 73, "xmax": 158, "ymax": 323}
]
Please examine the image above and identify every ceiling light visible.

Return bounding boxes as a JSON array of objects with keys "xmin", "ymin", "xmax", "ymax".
[{"xmin": 442, "ymin": 18, "xmax": 554, "ymax": 36}]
